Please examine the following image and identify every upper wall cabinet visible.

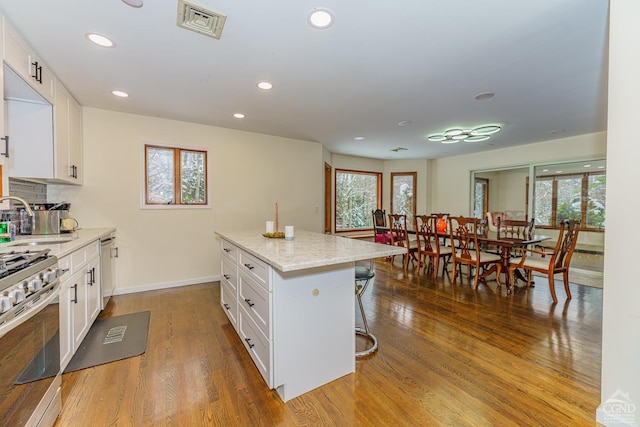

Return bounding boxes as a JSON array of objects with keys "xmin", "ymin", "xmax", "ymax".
[
  {"xmin": 2, "ymin": 17, "xmax": 54, "ymax": 104},
  {"xmin": 55, "ymin": 79, "xmax": 83, "ymax": 184},
  {"xmin": 2, "ymin": 15, "xmax": 83, "ymax": 185}
]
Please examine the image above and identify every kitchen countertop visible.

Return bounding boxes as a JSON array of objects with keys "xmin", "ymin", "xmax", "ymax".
[
  {"xmin": 215, "ymin": 229, "xmax": 406, "ymax": 272},
  {"xmin": 0, "ymin": 227, "xmax": 116, "ymax": 258}
]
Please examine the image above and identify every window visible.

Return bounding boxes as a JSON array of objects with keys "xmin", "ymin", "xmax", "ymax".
[
  {"xmin": 335, "ymin": 169, "xmax": 382, "ymax": 231},
  {"xmin": 391, "ymin": 172, "xmax": 416, "ymax": 225},
  {"xmin": 144, "ymin": 143, "xmax": 208, "ymax": 206},
  {"xmin": 533, "ymin": 161, "xmax": 606, "ymax": 230}
]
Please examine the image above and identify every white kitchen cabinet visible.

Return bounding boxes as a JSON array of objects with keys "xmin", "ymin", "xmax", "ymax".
[
  {"xmin": 54, "ymin": 78, "xmax": 83, "ymax": 184},
  {"xmin": 2, "ymin": 17, "xmax": 55, "ymax": 104},
  {"xmin": 1, "ymin": 14, "xmax": 83, "ymax": 185},
  {"xmin": 59, "ymin": 240, "xmax": 102, "ymax": 371}
]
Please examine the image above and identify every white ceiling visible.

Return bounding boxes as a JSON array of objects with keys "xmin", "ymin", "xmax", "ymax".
[{"xmin": 0, "ymin": 0, "xmax": 609, "ymax": 160}]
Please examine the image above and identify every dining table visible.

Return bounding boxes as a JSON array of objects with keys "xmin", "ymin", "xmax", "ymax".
[{"xmin": 476, "ymin": 231, "xmax": 550, "ymax": 291}]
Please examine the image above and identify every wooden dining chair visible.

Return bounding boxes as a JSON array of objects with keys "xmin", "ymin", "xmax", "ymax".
[
  {"xmin": 372, "ymin": 209, "xmax": 392, "ymax": 244},
  {"xmin": 508, "ymin": 219, "xmax": 580, "ymax": 303},
  {"xmin": 497, "ymin": 218, "xmax": 535, "ymax": 241},
  {"xmin": 388, "ymin": 213, "xmax": 418, "ymax": 269},
  {"xmin": 448, "ymin": 216, "xmax": 502, "ymax": 288},
  {"xmin": 414, "ymin": 215, "xmax": 452, "ymax": 277}
]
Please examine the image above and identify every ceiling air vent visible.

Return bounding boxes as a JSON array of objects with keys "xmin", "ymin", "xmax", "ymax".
[{"xmin": 177, "ymin": 0, "xmax": 227, "ymax": 40}]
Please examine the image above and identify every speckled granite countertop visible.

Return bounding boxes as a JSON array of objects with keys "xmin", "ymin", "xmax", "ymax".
[
  {"xmin": 0, "ymin": 227, "xmax": 116, "ymax": 258},
  {"xmin": 215, "ymin": 229, "xmax": 406, "ymax": 272}
]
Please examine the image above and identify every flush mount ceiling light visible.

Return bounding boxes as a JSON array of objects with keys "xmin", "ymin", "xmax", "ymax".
[
  {"xmin": 233, "ymin": 113, "xmax": 245, "ymax": 119},
  {"xmin": 257, "ymin": 81, "xmax": 273, "ymax": 90},
  {"xmin": 475, "ymin": 92, "xmax": 495, "ymax": 100},
  {"xmin": 427, "ymin": 124, "xmax": 501, "ymax": 143},
  {"xmin": 354, "ymin": 136, "xmax": 365, "ymax": 141},
  {"xmin": 112, "ymin": 90, "xmax": 129, "ymax": 98},
  {"xmin": 122, "ymin": 0, "xmax": 143, "ymax": 7},
  {"xmin": 308, "ymin": 8, "xmax": 334, "ymax": 29},
  {"xmin": 86, "ymin": 33, "xmax": 115, "ymax": 47}
]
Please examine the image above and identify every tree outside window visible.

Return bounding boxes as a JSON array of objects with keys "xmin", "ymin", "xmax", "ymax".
[
  {"xmin": 335, "ymin": 169, "xmax": 381, "ymax": 231},
  {"xmin": 391, "ymin": 172, "xmax": 416, "ymax": 225},
  {"xmin": 145, "ymin": 143, "xmax": 208, "ymax": 206}
]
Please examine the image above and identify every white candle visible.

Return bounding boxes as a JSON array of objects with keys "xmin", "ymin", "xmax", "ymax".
[
  {"xmin": 285, "ymin": 225, "xmax": 294, "ymax": 240},
  {"xmin": 266, "ymin": 221, "xmax": 275, "ymax": 233}
]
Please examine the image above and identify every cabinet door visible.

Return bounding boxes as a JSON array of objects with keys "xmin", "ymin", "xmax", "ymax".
[
  {"xmin": 59, "ymin": 279, "xmax": 74, "ymax": 371},
  {"xmin": 71, "ymin": 269, "xmax": 89, "ymax": 350},
  {"xmin": 87, "ymin": 257, "xmax": 101, "ymax": 322},
  {"xmin": 54, "ymin": 79, "xmax": 70, "ymax": 181},
  {"xmin": 3, "ymin": 19, "xmax": 31, "ymax": 81},
  {"xmin": 68, "ymin": 93, "xmax": 83, "ymax": 183}
]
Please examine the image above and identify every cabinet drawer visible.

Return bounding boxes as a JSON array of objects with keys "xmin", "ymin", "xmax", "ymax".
[
  {"xmin": 70, "ymin": 240, "xmax": 100, "ymax": 272},
  {"xmin": 238, "ymin": 306, "xmax": 272, "ymax": 387},
  {"xmin": 239, "ymin": 251, "xmax": 270, "ymax": 290},
  {"xmin": 221, "ymin": 239, "xmax": 238, "ymax": 263},
  {"xmin": 221, "ymin": 256, "xmax": 238, "ymax": 292},
  {"xmin": 238, "ymin": 271, "xmax": 271, "ymax": 339},
  {"xmin": 220, "ymin": 280, "xmax": 238, "ymax": 330}
]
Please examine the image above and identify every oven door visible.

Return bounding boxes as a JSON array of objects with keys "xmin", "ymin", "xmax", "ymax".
[{"xmin": 0, "ymin": 283, "xmax": 61, "ymax": 426}]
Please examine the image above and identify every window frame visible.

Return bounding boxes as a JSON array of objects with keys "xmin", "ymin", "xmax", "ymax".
[
  {"xmin": 141, "ymin": 142, "xmax": 210, "ymax": 209},
  {"xmin": 531, "ymin": 170, "xmax": 605, "ymax": 231},
  {"xmin": 390, "ymin": 172, "xmax": 417, "ymax": 225},
  {"xmin": 334, "ymin": 168, "xmax": 382, "ymax": 233}
]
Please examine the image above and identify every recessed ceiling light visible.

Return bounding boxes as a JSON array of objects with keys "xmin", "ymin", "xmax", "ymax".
[
  {"xmin": 257, "ymin": 81, "xmax": 273, "ymax": 90},
  {"xmin": 556, "ymin": 171, "xmax": 563, "ymax": 173},
  {"xmin": 112, "ymin": 90, "xmax": 129, "ymax": 98},
  {"xmin": 597, "ymin": 166, "xmax": 604, "ymax": 169},
  {"xmin": 233, "ymin": 113, "xmax": 245, "ymax": 119},
  {"xmin": 308, "ymin": 8, "xmax": 334, "ymax": 29},
  {"xmin": 86, "ymin": 33, "xmax": 115, "ymax": 47},
  {"xmin": 475, "ymin": 92, "xmax": 495, "ymax": 100},
  {"xmin": 397, "ymin": 120, "xmax": 412, "ymax": 126},
  {"xmin": 354, "ymin": 136, "xmax": 365, "ymax": 141},
  {"xmin": 122, "ymin": 0, "xmax": 143, "ymax": 7},
  {"xmin": 584, "ymin": 164, "xmax": 591, "ymax": 168}
]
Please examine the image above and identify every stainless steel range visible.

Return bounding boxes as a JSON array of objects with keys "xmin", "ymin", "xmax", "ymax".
[{"xmin": 0, "ymin": 248, "xmax": 63, "ymax": 427}]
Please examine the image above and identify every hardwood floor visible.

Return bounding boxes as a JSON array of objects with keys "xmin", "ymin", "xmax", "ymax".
[{"xmin": 54, "ymin": 260, "xmax": 603, "ymax": 426}]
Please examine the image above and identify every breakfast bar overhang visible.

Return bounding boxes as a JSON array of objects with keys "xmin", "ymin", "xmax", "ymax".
[{"xmin": 215, "ymin": 229, "xmax": 405, "ymax": 402}]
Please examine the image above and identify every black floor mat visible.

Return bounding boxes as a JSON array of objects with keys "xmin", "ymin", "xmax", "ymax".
[{"xmin": 64, "ymin": 311, "xmax": 150, "ymax": 373}]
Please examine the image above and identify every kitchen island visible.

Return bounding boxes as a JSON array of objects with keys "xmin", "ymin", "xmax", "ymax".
[{"xmin": 215, "ymin": 229, "xmax": 405, "ymax": 402}]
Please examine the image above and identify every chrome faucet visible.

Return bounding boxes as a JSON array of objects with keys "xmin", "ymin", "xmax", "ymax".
[{"xmin": 0, "ymin": 196, "xmax": 34, "ymax": 216}]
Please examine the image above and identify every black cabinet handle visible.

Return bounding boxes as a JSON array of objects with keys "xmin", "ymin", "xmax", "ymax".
[
  {"xmin": 223, "ymin": 303, "xmax": 230, "ymax": 310},
  {"xmin": 244, "ymin": 338, "xmax": 255, "ymax": 349},
  {"xmin": 223, "ymin": 248, "xmax": 231, "ymax": 253},
  {"xmin": 244, "ymin": 263, "xmax": 254, "ymax": 270},
  {"xmin": 244, "ymin": 298, "xmax": 254, "ymax": 307},
  {"xmin": 31, "ymin": 61, "xmax": 42, "ymax": 83},
  {"xmin": 223, "ymin": 274, "xmax": 231, "ymax": 280},
  {"xmin": 1, "ymin": 136, "xmax": 8, "ymax": 158},
  {"xmin": 72, "ymin": 284, "xmax": 78, "ymax": 303}
]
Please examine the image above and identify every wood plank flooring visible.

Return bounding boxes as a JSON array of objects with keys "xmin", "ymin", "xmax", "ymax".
[{"xmin": 54, "ymin": 260, "xmax": 603, "ymax": 426}]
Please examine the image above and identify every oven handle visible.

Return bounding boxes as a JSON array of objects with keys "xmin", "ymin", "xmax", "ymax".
[{"xmin": 0, "ymin": 280, "xmax": 60, "ymax": 339}]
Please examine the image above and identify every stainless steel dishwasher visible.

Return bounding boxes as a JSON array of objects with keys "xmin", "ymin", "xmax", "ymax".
[{"xmin": 100, "ymin": 232, "xmax": 117, "ymax": 309}]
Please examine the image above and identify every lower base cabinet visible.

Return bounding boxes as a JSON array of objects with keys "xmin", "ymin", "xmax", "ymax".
[{"xmin": 59, "ymin": 240, "xmax": 101, "ymax": 371}]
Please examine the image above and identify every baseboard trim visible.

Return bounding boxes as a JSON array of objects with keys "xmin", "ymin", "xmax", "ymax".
[{"xmin": 113, "ymin": 275, "xmax": 219, "ymax": 296}]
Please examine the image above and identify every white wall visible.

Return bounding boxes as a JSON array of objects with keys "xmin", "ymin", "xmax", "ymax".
[
  {"xmin": 430, "ymin": 132, "xmax": 606, "ymax": 215},
  {"xmin": 598, "ymin": 0, "xmax": 640, "ymax": 424},
  {"xmin": 48, "ymin": 108, "xmax": 323, "ymax": 293}
]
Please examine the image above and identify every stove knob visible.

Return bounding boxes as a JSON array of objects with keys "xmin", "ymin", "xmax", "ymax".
[
  {"xmin": 29, "ymin": 278, "xmax": 42, "ymax": 292},
  {"xmin": 0, "ymin": 296, "xmax": 12, "ymax": 313},
  {"xmin": 43, "ymin": 270, "xmax": 56, "ymax": 283},
  {"xmin": 10, "ymin": 287, "xmax": 25, "ymax": 303}
]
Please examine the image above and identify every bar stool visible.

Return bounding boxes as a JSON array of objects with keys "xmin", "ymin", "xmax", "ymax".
[{"xmin": 355, "ymin": 263, "xmax": 377, "ymax": 357}]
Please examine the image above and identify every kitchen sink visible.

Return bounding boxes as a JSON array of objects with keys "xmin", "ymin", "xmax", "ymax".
[{"xmin": 10, "ymin": 239, "xmax": 74, "ymax": 246}]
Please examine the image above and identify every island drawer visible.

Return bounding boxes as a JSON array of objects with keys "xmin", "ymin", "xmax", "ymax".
[
  {"xmin": 220, "ymin": 280, "xmax": 238, "ymax": 330},
  {"xmin": 221, "ymin": 239, "xmax": 239, "ymax": 263},
  {"xmin": 238, "ymin": 251, "xmax": 270, "ymax": 290},
  {"xmin": 221, "ymin": 257, "xmax": 238, "ymax": 292},
  {"xmin": 238, "ymin": 306, "xmax": 272, "ymax": 387},
  {"xmin": 238, "ymin": 270, "xmax": 271, "ymax": 339}
]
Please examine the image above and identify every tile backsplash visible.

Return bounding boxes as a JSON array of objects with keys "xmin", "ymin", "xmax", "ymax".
[{"xmin": 8, "ymin": 178, "xmax": 48, "ymax": 205}]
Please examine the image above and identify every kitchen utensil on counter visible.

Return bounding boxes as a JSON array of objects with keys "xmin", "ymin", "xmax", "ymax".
[{"xmin": 60, "ymin": 217, "xmax": 79, "ymax": 232}]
